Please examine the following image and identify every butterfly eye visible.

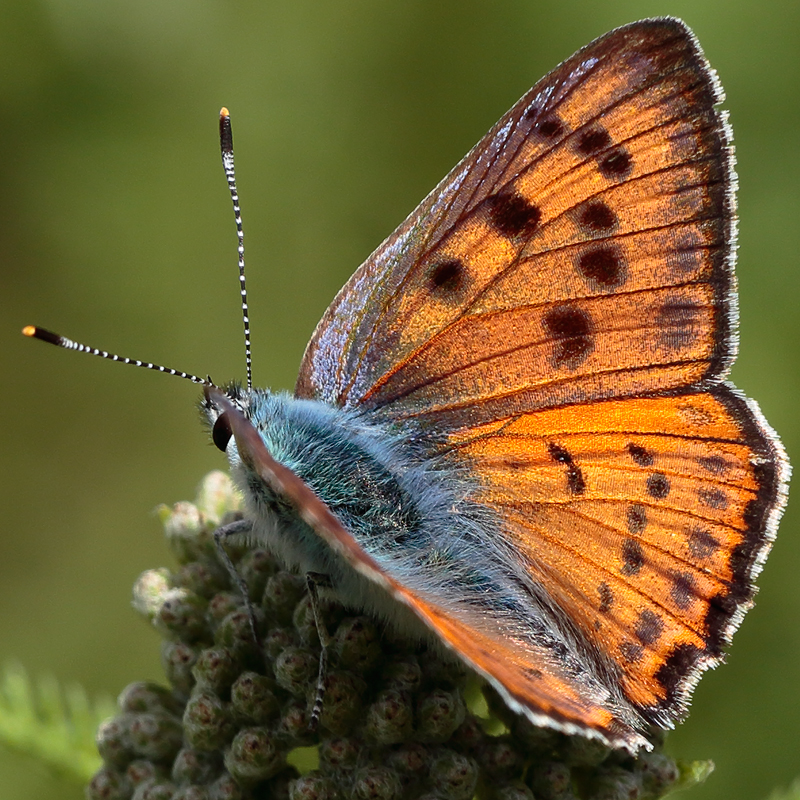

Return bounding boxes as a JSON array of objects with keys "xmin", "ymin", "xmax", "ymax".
[{"xmin": 212, "ymin": 412, "xmax": 233, "ymax": 452}]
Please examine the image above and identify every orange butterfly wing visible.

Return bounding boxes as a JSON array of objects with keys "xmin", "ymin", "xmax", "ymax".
[
  {"xmin": 292, "ymin": 17, "xmax": 788, "ymax": 747},
  {"xmin": 296, "ymin": 18, "xmax": 733, "ymax": 426},
  {"xmin": 447, "ymin": 388, "xmax": 785, "ymax": 725}
]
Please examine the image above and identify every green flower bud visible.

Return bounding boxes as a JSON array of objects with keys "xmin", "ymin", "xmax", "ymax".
[
  {"xmin": 384, "ymin": 743, "xmax": 428, "ymax": 785},
  {"xmin": 192, "ymin": 648, "xmax": 240, "ymax": 694},
  {"xmin": 529, "ymin": 761, "xmax": 572, "ymax": 799},
  {"xmin": 315, "ymin": 671, "xmax": 365, "ymax": 736},
  {"xmin": 195, "ymin": 471, "xmax": 242, "ymax": 527},
  {"xmin": 635, "ymin": 751, "xmax": 680, "ymax": 795},
  {"xmin": 161, "ymin": 640, "xmax": 199, "ymax": 695},
  {"xmin": 171, "ymin": 747, "xmax": 223, "ymax": 786},
  {"xmin": 415, "ymin": 688, "xmax": 466, "ymax": 744},
  {"xmin": 96, "ymin": 714, "xmax": 135, "ymax": 766},
  {"xmin": 262, "ymin": 572, "xmax": 306, "ymax": 626},
  {"xmin": 230, "ymin": 671, "xmax": 279, "ymax": 724},
  {"xmin": 331, "ymin": 617, "xmax": 381, "ymax": 673},
  {"xmin": 237, "ymin": 548, "xmax": 276, "ymax": 601},
  {"xmin": 155, "ymin": 588, "xmax": 210, "ymax": 643},
  {"xmin": 563, "ymin": 734, "xmax": 612, "ymax": 768},
  {"xmin": 476, "ymin": 734, "xmax": 524, "ymax": 780},
  {"xmin": 264, "ymin": 627, "xmax": 296, "ymax": 661},
  {"xmin": 318, "ymin": 736, "xmax": 361, "ymax": 774},
  {"xmin": 289, "ymin": 771, "xmax": 341, "ymax": 800},
  {"xmin": 223, "ymin": 726, "xmax": 285, "ymax": 785},
  {"xmin": 590, "ymin": 767, "xmax": 644, "ymax": 800},
  {"xmin": 351, "ymin": 765, "xmax": 402, "ymax": 800},
  {"xmin": 274, "ymin": 646, "xmax": 318, "ymax": 696},
  {"xmin": 183, "ymin": 690, "xmax": 234, "ymax": 751},
  {"xmin": 277, "ymin": 700, "xmax": 315, "ymax": 746},
  {"xmin": 132, "ymin": 568, "xmax": 173, "ymax": 621},
  {"xmin": 86, "ymin": 766, "xmax": 130, "ymax": 800},
  {"xmin": 126, "ymin": 759, "xmax": 166, "ymax": 788},
  {"xmin": 292, "ymin": 595, "xmax": 322, "ymax": 646},
  {"xmin": 380, "ymin": 655, "xmax": 421, "ymax": 692},
  {"xmin": 128, "ymin": 712, "xmax": 183, "ymax": 762},
  {"xmin": 362, "ymin": 689, "xmax": 413, "ymax": 745},
  {"xmin": 208, "ymin": 772, "xmax": 244, "ymax": 800},
  {"xmin": 176, "ymin": 560, "xmax": 230, "ymax": 599},
  {"xmin": 132, "ymin": 779, "xmax": 177, "ymax": 800},
  {"xmin": 428, "ymin": 749, "xmax": 478, "ymax": 800},
  {"xmin": 119, "ymin": 682, "xmax": 184, "ymax": 716},
  {"xmin": 208, "ymin": 592, "xmax": 244, "ymax": 624},
  {"xmin": 159, "ymin": 501, "xmax": 210, "ymax": 564},
  {"xmin": 450, "ymin": 713, "xmax": 486, "ymax": 753},
  {"xmin": 214, "ymin": 608, "xmax": 263, "ymax": 662}
]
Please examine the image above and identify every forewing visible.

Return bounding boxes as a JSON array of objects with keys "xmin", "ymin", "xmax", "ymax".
[
  {"xmin": 296, "ymin": 18, "xmax": 734, "ymax": 428},
  {"xmin": 447, "ymin": 387, "xmax": 788, "ymax": 723}
]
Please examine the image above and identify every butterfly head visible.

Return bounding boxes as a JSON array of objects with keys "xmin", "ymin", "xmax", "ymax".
[{"xmin": 202, "ymin": 383, "xmax": 252, "ymax": 456}]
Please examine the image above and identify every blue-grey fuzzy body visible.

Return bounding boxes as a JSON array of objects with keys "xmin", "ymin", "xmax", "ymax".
[{"xmin": 202, "ymin": 387, "xmax": 638, "ymax": 736}]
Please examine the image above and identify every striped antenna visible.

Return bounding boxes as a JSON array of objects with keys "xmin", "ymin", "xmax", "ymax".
[
  {"xmin": 22, "ymin": 326, "xmax": 213, "ymax": 386},
  {"xmin": 219, "ymin": 108, "xmax": 252, "ymax": 390}
]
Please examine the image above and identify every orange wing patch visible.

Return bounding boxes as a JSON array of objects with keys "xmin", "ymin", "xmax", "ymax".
[
  {"xmin": 297, "ymin": 21, "xmax": 732, "ymax": 422},
  {"xmin": 402, "ymin": 590, "xmax": 643, "ymax": 747},
  {"xmin": 359, "ymin": 286, "xmax": 717, "ymax": 422},
  {"xmin": 449, "ymin": 388, "xmax": 782, "ymax": 721}
]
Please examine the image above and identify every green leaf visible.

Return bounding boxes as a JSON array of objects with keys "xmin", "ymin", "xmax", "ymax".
[{"xmin": 0, "ymin": 661, "xmax": 115, "ymax": 783}]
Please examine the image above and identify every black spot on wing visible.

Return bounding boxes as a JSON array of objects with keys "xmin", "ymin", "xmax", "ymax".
[
  {"xmin": 688, "ymin": 527, "xmax": 720, "ymax": 560},
  {"xmin": 543, "ymin": 304, "xmax": 594, "ymax": 368},
  {"xmin": 429, "ymin": 259, "xmax": 467, "ymax": 296},
  {"xmin": 485, "ymin": 192, "xmax": 541, "ymax": 238},
  {"xmin": 627, "ymin": 443, "xmax": 654, "ymax": 467},
  {"xmin": 619, "ymin": 641, "xmax": 644, "ymax": 664},
  {"xmin": 635, "ymin": 609, "xmax": 664, "ymax": 645},
  {"xmin": 578, "ymin": 200, "xmax": 618, "ymax": 233},
  {"xmin": 600, "ymin": 149, "xmax": 632, "ymax": 178},
  {"xmin": 698, "ymin": 487, "xmax": 728, "ymax": 510},
  {"xmin": 670, "ymin": 571, "xmax": 695, "ymax": 610},
  {"xmin": 627, "ymin": 504, "xmax": 647, "ymax": 534},
  {"xmin": 698, "ymin": 454, "xmax": 730, "ymax": 475},
  {"xmin": 548, "ymin": 442, "xmax": 586, "ymax": 495},
  {"xmin": 532, "ymin": 114, "xmax": 565, "ymax": 140},
  {"xmin": 621, "ymin": 537, "xmax": 645, "ymax": 576},
  {"xmin": 577, "ymin": 127, "xmax": 612, "ymax": 155},
  {"xmin": 598, "ymin": 582, "xmax": 614, "ymax": 613},
  {"xmin": 657, "ymin": 298, "xmax": 704, "ymax": 351},
  {"xmin": 576, "ymin": 245, "xmax": 627, "ymax": 288},
  {"xmin": 647, "ymin": 473, "xmax": 671, "ymax": 499}
]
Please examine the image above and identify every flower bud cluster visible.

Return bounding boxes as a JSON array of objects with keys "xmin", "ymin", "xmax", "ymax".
[{"xmin": 87, "ymin": 471, "xmax": 707, "ymax": 800}]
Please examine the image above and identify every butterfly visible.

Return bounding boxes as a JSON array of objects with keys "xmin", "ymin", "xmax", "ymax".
[{"xmin": 27, "ymin": 17, "xmax": 789, "ymax": 753}]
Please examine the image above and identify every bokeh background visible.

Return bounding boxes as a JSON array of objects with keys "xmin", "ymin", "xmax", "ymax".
[{"xmin": 1, "ymin": 1, "xmax": 797, "ymax": 798}]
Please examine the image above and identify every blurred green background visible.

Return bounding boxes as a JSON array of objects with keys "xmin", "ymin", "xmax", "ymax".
[{"xmin": 1, "ymin": 1, "xmax": 797, "ymax": 798}]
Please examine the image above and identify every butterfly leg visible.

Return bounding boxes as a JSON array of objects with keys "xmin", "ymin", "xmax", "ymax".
[
  {"xmin": 212, "ymin": 519, "xmax": 262, "ymax": 646},
  {"xmin": 306, "ymin": 571, "xmax": 332, "ymax": 731}
]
